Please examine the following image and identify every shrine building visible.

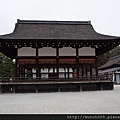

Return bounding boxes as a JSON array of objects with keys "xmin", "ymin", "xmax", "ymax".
[{"xmin": 0, "ymin": 19, "xmax": 120, "ymax": 93}]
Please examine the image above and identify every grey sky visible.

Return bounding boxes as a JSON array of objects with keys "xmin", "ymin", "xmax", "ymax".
[{"xmin": 0, "ymin": 0, "xmax": 120, "ymax": 36}]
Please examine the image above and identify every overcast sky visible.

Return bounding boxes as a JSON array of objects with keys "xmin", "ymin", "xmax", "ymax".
[{"xmin": 0, "ymin": 0, "xmax": 120, "ymax": 36}]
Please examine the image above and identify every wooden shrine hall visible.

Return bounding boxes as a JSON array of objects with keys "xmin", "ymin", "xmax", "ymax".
[{"xmin": 0, "ymin": 19, "xmax": 120, "ymax": 93}]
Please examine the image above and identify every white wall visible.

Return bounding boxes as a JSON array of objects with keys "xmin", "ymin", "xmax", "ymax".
[
  {"xmin": 79, "ymin": 47, "xmax": 95, "ymax": 56},
  {"xmin": 18, "ymin": 47, "xmax": 95, "ymax": 57},
  {"xmin": 59, "ymin": 47, "xmax": 76, "ymax": 56},
  {"xmin": 18, "ymin": 47, "xmax": 36, "ymax": 56},
  {"xmin": 38, "ymin": 47, "xmax": 56, "ymax": 56}
]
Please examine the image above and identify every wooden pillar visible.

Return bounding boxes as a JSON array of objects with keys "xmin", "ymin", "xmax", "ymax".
[
  {"xmin": 21, "ymin": 65, "xmax": 23, "ymax": 78},
  {"xmin": 53, "ymin": 67, "xmax": 55, "ymax": 78},
  {"xmin": 90, "ymin": 64, "xmax": 92, "ymax": 77},
  {"xmin": 100, "ymin": 83, "xmax": 103, "ymax": 91},
  {"xmin": 36, "ymin": 86, "xmax": 38, "ymax": 93},
  {"xmin": 18, "ymin": 64, "xmax": 20, "ymax": 78},
  {"xmin": 12, "ymin": 86, "xmax": 16, "ymax": 93},
  {"xmin": 39, "ymin": 68, "xmax": 41, "ymax": 79},
  {"xmin": 36, "ymin": 48, "xmax": 39, "ymax": 78},
  {"xmin": 15, "ymin": 46, "xmax": 18, "ymax": 78},
  {"xmin": 71, "ymin": 66, "xmax": 73, "ymax": 78},
  {"xmin": 15, "ymin": 57, "xmax": 18, "ymax": 78},
  {"xmin": 47, "ymin": 66, "xmax": 49, "ymax": 79},
  {"xmin": 95, "ymin": 57, "xmax": 98, "ymax": 76},
  {"xmin": 36, "ymin": 60, "xmax": 39, "ymax": 78},
  {"xmin": 64, "ymin": 66, "xmax": 66, "ymax": 79},
  {"xmin": 80, "ymin": 84, "xmax": 82, "ymax": 92},
  {"xmin": 85, "ymin": 65, "xmax": 87, "ymax": 76},
  {"xmin": 58, "ymin": 85, "xmax": 60, "ymax": 92},
  {"xmin": 56, "ymin": 48, "xmax": 59, "ymax": 78},
  {"xmin": 67, "ymin": 66, "xmax": 69, "ymax": 79},
  {"xmin": 23, "ymin": 67, "xmax": 25, "ymax": 78},
  {"xmin": 76, "ymin": 48, "xmax": 79, "ymax": 77},
  {"xmin": 82, "ymin": 65, "xmax": 84, "ymax": 76}
]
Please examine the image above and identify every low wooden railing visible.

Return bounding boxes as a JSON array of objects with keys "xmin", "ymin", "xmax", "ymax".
[{"xmin": 0, "ymin": 75, "xmax": 113, "ymax": 83}]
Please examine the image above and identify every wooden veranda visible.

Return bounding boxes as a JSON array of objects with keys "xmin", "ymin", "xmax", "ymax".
[{"xmin": 0, "ymin": 75, "xmax": 114, "ymax": 93}]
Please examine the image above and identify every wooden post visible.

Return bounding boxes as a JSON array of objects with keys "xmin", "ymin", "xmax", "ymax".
[
  {"xmin": 80, "ymin": 84, "xmax": 82, "ymax": 92},
  {"xmin": 23, "ymin": 67, "xmax": 25, "ymax": 78},
  {"xmin": 36, "ymin": 86, "xmax": 38, "ymax": 93},
  {"xmin": 68, "ymin": 66, "xmax": 69, "ymax": 79},
  {"xmin": 90, "ymin": 64, "xmax": 92, "ymax": 77},
  {"xmin": 18, "ymin": 65, "xmax": 20, "ymax": 78},
  {"xmin": 53, "ymin": 66, "xmax": 55, "ymax": 78},
  {"xmin": 21, "ymin": 65, "xmax": 23, "ymax": 78},
  {"xmin": 21, "ymin": 65, "xmax": 24, "ymax": 78},
  {"xmin": 56, "ymin": 48, "xmax": 59, "ymax": 78},
  {"xmin": 15, "ymin": 47, "xmax": 18, "ymax": 78},
  {"xmin": 13, "ymin": 86, "xmax": 16, "ymax": 93},
  {"xmin": 100, "ymin": 83, "xmax": 103, "ymax": 91},
  {"xmin": 58, "ymin": 85, "xmax": 60, "ymax": 92},
  {"xmin": 36, "ymin": 47, "xmax": 39, "ymax": 78},
  {"xmin": 95, "ymin": 57, "xmax": 98, "ymax": 76},
  {"xmin": 76, "ymin": 48, "xmax": 79, "ymax": 77},
  {"xmin": 15, "ymin": 57, "xmax": 18, "ymax": 78},
  {"xmin": 85, "ymin": 65, "xmax": 87, "ymax": 76},
  {"xmin": 82, "ymin": 65, "xmax": 84, "ymax": 76},
  {"xmin": 39, "ymin": 68, "xmax": 41, "ymax": 79},
  {"xmin": 64, "ymin": 67, "xmax": 66, "ymax": 79}
]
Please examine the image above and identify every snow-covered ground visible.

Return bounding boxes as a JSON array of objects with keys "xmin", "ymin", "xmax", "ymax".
[{"xmin": 0, "ymin": 85, "xmax": 120, "ymax": 114}]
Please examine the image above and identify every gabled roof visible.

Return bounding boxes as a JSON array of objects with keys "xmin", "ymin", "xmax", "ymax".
[
  {"xmin": 99, "ymin": 55, "xmax": 120, "ymax": 70},
  {"xmin": 0, "ymin": 19, "xmax": 119, "ymax": 40},
  {"xmin": 99, "ymin": 67, "xmax": 120, "ymax": 74}
]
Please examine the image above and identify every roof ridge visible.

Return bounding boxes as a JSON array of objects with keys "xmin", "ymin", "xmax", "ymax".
[{"xmin": 17, "ymin": 19, "xmax": 91, "ymax": 25}]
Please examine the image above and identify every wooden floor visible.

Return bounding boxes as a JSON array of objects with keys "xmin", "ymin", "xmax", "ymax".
[{"xmin": 0, "ymin": 77, "xmax": 114, "ymax": 93}]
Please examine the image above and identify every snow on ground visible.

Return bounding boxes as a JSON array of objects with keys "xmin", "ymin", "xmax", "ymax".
[{"xmin": 0, "ymin": 85, "xmax": 120, "ymax": 114}]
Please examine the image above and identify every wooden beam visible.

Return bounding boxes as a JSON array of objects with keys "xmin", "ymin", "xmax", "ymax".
[
  {"xmin": 90, "ymin": 64, "xmax": 92, "ymax": 76},
  {"xmin": 82, "ymin": 65, "xmax": 84, "ymax": 76},
  {"xmin": 56, "ymin": 48, "xmax": 59, "ymax": 78},
  {"xmin": 67, "ymin": 66, "xmax": 69, "ymax": 79},
  {"xmin": 15, "ymin": 57, "xmax": 18, "ymax": 78},
  {"xmin": 76, "ymin": 48, "xmax": 79, "ymax": 77},
  {"xmin": 95, "ymin": 57, "xmax": 98, "ymax": 76},
  {"xmin": 36, "ymin": 47, "xmax": 39, "ymax": 78},
  {"xmin": 85, "ymin": 66, "xmax": 87, "ymax": 76}
]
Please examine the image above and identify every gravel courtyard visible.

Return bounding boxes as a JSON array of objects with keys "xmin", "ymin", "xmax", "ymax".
[{"xmin": 0, "ymin": 85, "xmax": 120, "ymax": 114}]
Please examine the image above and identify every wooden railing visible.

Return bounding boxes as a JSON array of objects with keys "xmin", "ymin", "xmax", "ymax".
[{"xmin": 0, "ymin": 75, "xmax": 113, "ymax": 83}]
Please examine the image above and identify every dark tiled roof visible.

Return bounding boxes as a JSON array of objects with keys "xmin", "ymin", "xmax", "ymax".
[
  {"xmin": 0, "ymin": 19, "xmax": 119, "ymax": 40},
  {"xmin": 99, "ymin": 55, "xmax": 120, "ymax": 70}
]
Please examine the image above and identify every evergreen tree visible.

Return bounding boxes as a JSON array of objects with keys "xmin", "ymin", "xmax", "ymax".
[
  {"xmin": 98, "ymin": 51, "xmax": 111, "ymax": 67},
  {"xmin": 0, "ymin": 53, "xmax": 15, "ymax": 78},
  {"xmin": 110, "ymin": 46, "xmax": 120, "ymax": 57},
  {"xmin": 98, "ymin": 46, "xmax": 120, "ymax": 67}
]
